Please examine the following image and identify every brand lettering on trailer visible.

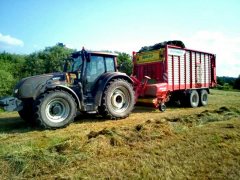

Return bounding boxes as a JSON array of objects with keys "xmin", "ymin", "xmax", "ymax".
[
  {"xmin": 142, "ymin": 54, "xmax": 153, "ymax": 60},
  {"xmin": 136, "ymin": 49, "xmax": 164, "ymax": 64},
  {"xmin": 168, "ymin": 48, "xmax": 185, "ymax": 56}
]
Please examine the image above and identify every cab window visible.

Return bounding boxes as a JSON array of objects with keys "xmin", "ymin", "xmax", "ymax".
[
  {"xmin": 86, "ymin": 56, "xmax": 105, "ymax": 90},
  {"xmin": 105, "ymin": 57, "xmax": 115, "ymax": 72}
]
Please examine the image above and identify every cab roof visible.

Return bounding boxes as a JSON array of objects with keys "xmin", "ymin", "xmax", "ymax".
[
  {"xmin": 72, "ymin": 50, "xmax": 117, "ymax": 58},
  {"xmin": 90, "ymin": 51, "xmax": 118, "ymax": 56}
]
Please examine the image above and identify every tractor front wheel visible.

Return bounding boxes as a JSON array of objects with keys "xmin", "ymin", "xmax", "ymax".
[
  {"xmin": 18, "ymin": 99, "xmax": 35, "ymax": 125},
  {"xmin": 34, "ymin": 90, "xmax": 77, "ymax": 129}
]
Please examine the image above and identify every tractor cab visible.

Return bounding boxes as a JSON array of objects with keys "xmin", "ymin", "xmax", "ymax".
[
  {"xmin": 65, "ymin": 50, "xmax": 118, "ymax": 92},
  {"xmin": 62, "ymin": 49, "xmax": 134, "ymax": 114}
]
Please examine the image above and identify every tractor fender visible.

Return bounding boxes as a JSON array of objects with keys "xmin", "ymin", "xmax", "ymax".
[
  {"xmin": 94, "ymin": 72, "xmax": 133, "ymax": 106},
  {"xmin": 37, "ymin": 84, "xmax": 82, "ymax": 109}
]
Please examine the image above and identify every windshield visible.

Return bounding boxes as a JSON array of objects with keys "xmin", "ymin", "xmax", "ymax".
[{"xmin": 71, "ymin": 56, "xmax": 83, "ymax": 72}]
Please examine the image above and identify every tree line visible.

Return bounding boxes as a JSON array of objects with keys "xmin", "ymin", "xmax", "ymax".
[
  {"xmin": 217, "ymin": 76, "xmax": 240, "ymax": 90},
  {"xmin": 0, "ymin": 43, "xmax": 132, "ymax": 96}
]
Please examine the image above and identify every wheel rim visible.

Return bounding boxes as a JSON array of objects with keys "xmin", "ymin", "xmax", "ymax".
[
  {"xmin": 159, "ymin": 104, "xmax": 166, "ymax": 112},
  {"xmin": 46, "ymin": 98, "xmax": 70, "ymax": 123},
  {"xmin": 191, "ymin": 93, "xmax": 199, "ymax": 107},
  {"xmin": 202, "ymin": 93, "xmax": 207, "ymax": 102},
  {"xmin": 192, "ymin": 94, "xmax": 198, "ymax": 103},
  {"xmin": 110, "ymin": 87, "xmax": 130, "ymax": 113}
]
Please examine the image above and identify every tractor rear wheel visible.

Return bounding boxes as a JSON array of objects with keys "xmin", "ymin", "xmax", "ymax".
[
  {"xmin": 100, "ymin": 79, "xmax": 134, "ymax": 119},
  {"xmin": 34, "ymin": 90, "xmax": 77, "ymax": 129},
  {"xmin": 189, "ymin": 90, "xmax": 199, "ymax": 108}
]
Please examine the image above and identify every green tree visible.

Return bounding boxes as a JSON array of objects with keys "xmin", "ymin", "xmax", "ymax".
[
  {"xmin": 0, "ymin": 44, "xmax": 76, "ymax": 96},
  {"xmin": 0, "ymin": 52, "xmax": 26, "ymax": 80},
  {"xmin": 116, "ymin": 52, "xmax": 133, "ymax": 75},
  {"xmin": 0, "ymin": 70, "xmax": 15, "ymax": 96},
  {"xmin": 23, "ymin": 52, "xmax": 45, "ymax": 76},
  {"xmin": 0, "ymin": 52, "xmax": 26, "ymax": 96},
  {"xmin": 217, "ymin": 77, "xmax": 224, "ymax": 86},
  {"xmin": 23, "ymin": 44, "xmax": 75, "ymax": 76}
]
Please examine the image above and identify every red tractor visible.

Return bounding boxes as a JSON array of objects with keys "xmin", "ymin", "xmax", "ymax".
[{"xmin": 0, "ymin": 41, "xmax": 216, "ymax": 129}]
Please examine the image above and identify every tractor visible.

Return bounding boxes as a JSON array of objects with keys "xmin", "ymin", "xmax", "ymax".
[{"xmin": 0, "ymin": 49, "xmax": 135, "ymax": 128}]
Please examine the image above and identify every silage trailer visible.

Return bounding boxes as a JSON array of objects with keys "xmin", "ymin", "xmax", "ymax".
[{"xmin": 131, "ymin": 41, "xmax": 216, "ymax": 111}]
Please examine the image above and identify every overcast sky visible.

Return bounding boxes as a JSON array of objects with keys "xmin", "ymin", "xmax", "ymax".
[{"xmin": 0, "ymin": 0, "xmax": 239, "ymax": 77}]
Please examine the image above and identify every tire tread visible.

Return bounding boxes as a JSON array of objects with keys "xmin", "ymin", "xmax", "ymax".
[
  {"xmin": 34, "ymin": 90, "xmax": 77, "ymax": 129},
  {"xmin": 100, "ymin": 79, "xmax": 134, "ymax": 119}
]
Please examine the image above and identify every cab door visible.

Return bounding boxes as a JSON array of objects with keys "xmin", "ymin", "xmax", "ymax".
[
  {"xmin": 84, "ymin": 55, "xmax": 116, "ymax": 92},
  {"xmin": 85, "ymin": 56, "xmax": 105, "ymax": 92}
]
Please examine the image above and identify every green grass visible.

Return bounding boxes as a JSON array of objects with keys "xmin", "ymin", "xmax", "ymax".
[{"xmin": 0, "ymin": 89, "xmax": 239, "ymax": 179}]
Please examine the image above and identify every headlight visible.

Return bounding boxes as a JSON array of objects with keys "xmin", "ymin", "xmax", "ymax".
[{"xmin": 14, "ymin": 89, "xmax": 19, "ymax": 94}]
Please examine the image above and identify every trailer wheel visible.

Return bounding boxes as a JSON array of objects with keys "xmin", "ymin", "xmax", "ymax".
[
  {"xmin": 189, "ymin": 90, "xmax": 199, "ymax": 108},
  {"xmin": 34, "ymin": 90, "xmax": 77, "ymax": 129},
  {"xmin": 18, "ymin": 99, "xmax": 35, "ymax": 125},
  {"xmin": 100, "ymin": 79, "xmax": 134, "ymax": 119},
  {"xmin": 199, "ymin": 89, "xmax": 208, "ymax": 106}
]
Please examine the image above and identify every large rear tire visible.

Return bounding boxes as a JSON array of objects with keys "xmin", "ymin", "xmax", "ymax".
[
  {"xmin": 189, "ymin": 90, "xmax": 199, "ymax": 108},
  {"xmin": 34, "ymin": 90, "xmax": 77, "ymax": 129},
  {"xmin": 199, "ymin": 89, "xmax": 208, "ymax": 106},
  {"xmin": 100, "ymin": 79, "xmax": 134, "ymax": 119}
]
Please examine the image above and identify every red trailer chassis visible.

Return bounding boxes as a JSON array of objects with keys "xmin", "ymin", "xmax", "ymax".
[{"xmin": 131, "ymin": 44, "xmax": 216, "ymax": 110}]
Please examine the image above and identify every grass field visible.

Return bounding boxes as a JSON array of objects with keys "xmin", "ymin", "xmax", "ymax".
[{"xmin": 0, "ymin": 89, "xmax": 239, "ymax": 179}]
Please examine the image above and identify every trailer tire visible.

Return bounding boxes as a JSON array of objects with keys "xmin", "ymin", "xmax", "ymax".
[
  {"xmin": 18, "ymin": 99, "xmax": 35, "ymax": 125},
  {"xmin": 100, "ymin": 79, "xmax": 134, "ymax": 119},
  {"xmin": 189, "ymin": 90, "xmax": 199, "ymax": 108},
  {"xmin": 199, "ymin": 89, "xmax": 208, "ymax": 106},
  {"xmin": 34, "ymin": 90, "xmax": 77, "ymax": 129}
]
